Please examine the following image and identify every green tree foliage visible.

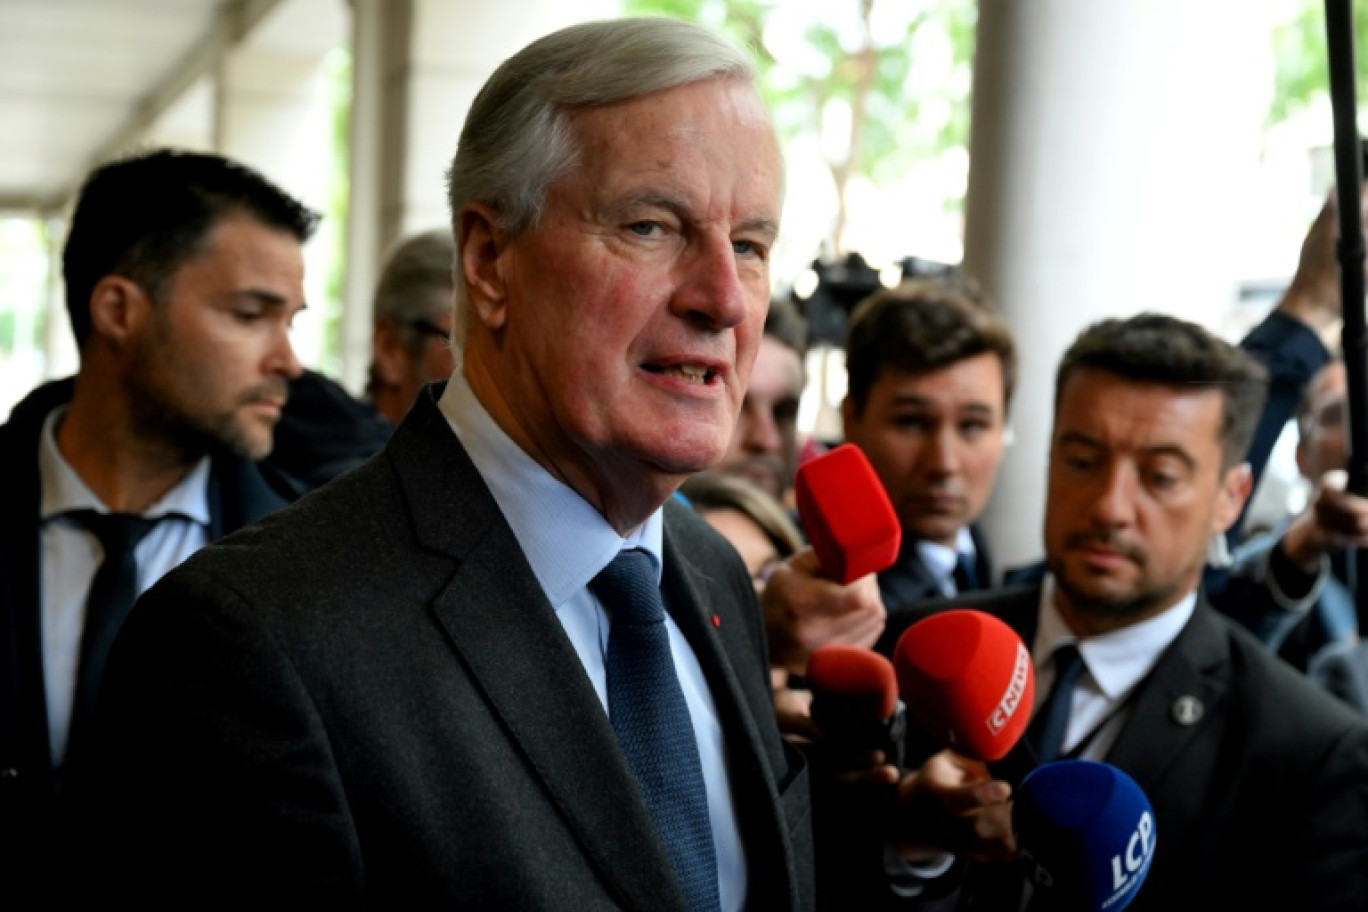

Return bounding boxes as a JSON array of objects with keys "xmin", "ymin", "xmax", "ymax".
[
  {"xmin": 624, "ymin": 0, "xmax": 975, "ymax": 252},
  {"xmin": 1270, "ymin": 0, "xmax": 1368, "ymax": 124}
]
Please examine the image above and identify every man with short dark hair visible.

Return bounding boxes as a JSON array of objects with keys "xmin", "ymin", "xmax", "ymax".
[
  {"xmin": 886, "ymin": 313, "xmax": 1368, "ymax": 911},
  {"xmin": 0, "ymin": 148, "xmax": 316, "ymax": 889},
  {"xmin": 89, "ymin": 19, "xmax": 812, "ymax": 909},
  {"xmin": 842, "ymin": 279, "xmax": 1016, "ymax": 613}
]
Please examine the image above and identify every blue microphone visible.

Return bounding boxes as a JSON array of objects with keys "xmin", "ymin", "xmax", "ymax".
[{"xmin": 1013, "ymin": 760, "xmax": 1156, "ymax": 912}]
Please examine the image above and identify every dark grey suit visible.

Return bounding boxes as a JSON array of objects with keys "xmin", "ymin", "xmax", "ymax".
[
  {"xmin": 881, "ymin": 585, "xmax": 1368, "ymax": 912},
  {"xmin": 88, "ymin": 385, "xmax": 813, "ymax": 910}
]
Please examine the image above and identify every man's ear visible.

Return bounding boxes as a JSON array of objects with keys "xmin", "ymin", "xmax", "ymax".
[
  {"xmin": 457, "ymin": 203, "xmax": 510, "ymax": 331},
  {"xmin": 1213, "ymin": 461, "xmax": 1254, "ymax": 534},
  {"xmin": 87, "ymin": 276, "xmax": 150, "ymax": 346}
]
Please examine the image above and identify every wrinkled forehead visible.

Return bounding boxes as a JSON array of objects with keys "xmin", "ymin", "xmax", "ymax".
[{"xmin": 1055, "ymin": 369, "xmax": 1225, "ymax": 443}]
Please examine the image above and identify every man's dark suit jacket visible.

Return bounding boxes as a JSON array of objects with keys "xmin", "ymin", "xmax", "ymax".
[
  {"xmin": 879, "ymin": 584, "xmax": 1368, "ymax": 912},
  {"xmin": 0, "ymin": 377, "xmax": 296, "ymax": 894},
  {"xmin": 88, "ymin": 385, "xmax": 814, "ymax": 910}
]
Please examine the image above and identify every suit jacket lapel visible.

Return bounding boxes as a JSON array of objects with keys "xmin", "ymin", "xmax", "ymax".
[
  {"xmin": 0, "ymin": 379, "xmax": 75, "ymax": 789},
  {"xmin": 1104, "ymin": 600, "xmax": 1230, "ymax": 790},
  {"xmin": 661, "ymin": 507, "xmax": 799, "ymax": 908},
  {"xmin": 392, "ymin": 390, "xmax": 690, "ymax": 912}
]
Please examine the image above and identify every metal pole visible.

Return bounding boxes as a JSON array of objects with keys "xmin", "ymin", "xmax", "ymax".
[{"xmin": 1324, "ymin": 0, "xmax": 1368, "ymax": 629}]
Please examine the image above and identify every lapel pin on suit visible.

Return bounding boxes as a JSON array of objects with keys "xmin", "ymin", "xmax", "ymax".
[{"xmin": 1170, "ymin": 695, "xmax": 1204, "ymax": 726}]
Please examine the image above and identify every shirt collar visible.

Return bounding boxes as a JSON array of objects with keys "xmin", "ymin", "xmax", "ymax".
[
  {"xmin": 38, "ymin": 405, "xmax": 212, "ymax": 524},
  {"xmin": 1034, "ymin": 574, "xmax": 1195, "ymax": 701},
  {"xmin": 915, "ymin": 526, "xmax": 977, "ymax": 584},
  {"xmin": 437, "ymin": 371, "xmax": 664, "ymax": 607}
]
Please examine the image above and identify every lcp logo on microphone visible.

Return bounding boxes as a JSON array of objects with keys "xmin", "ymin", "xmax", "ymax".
[
  {"xmin": 987, "ymin": 642, "xmax": 1031, "ymax": 734},
  {"xmin": 1106, "ymin": 810, "xmax": 1155, "ymax": 907}
]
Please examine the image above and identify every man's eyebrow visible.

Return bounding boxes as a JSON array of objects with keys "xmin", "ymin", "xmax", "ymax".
[
  {"xmin": 1057, "ymin": 430, "xmax": 1103, "ymax": 449},
  {"xmin": 605, "ymin": 190, "xmax": 690, "ymax": 220},
  {"xmin": 606, "ymin": 192, "xmax": 779, "ymax": 240},
  {"xmin": 1140, "ymin": 444, "xmax": 1196, "ymax": 469},
  {"xmin": 225, "ymin": 289, "xmax": 308, "ymax": 314},
  {"xmin": 1056, "ymin": 431, "xmax": 1197, "ymax": 467},
  {"xmin": 735, "ymin": 215, "xmax": 779, "ymax": 243}
]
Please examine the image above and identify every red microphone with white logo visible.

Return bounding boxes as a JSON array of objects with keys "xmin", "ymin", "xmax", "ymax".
[{"xmin": 892, "ymin": 608, "xmax": 1035, "ymax": 762}]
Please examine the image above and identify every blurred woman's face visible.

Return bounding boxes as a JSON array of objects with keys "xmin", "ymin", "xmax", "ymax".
[{"xmin": 701, "ymin": 507, "xmax": 780, "ymax": 593}]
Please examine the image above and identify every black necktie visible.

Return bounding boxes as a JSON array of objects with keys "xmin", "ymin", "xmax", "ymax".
[
  {"xmin": 952, "ymin": 551, "xmax": 979, "ymax": 594},
  {"xmin": 591, "ymin": 549, "xmax": 721, "ymax": 912},
  {"xmin": 1026, "ymin": 644, "xmax": 1085, "ymax": 764},
  {"xmin": 64, "ymin": 509, "xmax": 159, "ymax": 767}
]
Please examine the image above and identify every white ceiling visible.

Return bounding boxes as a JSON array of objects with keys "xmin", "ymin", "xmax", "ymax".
[{"xmin": 0, "ymin": 0, "xmax": 346, "ymax": 214}]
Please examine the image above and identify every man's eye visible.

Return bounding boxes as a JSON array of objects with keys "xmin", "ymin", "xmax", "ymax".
[
  {"xmin": 1060, "ymin": 452, "xmax": 1095, "ymax": 471},
  {"xmin": 627, "ymin": 222, "xmax": 662, "ymax": 237},
  {"xmin": 733, "ymin": 239, "xmax": 766, "ymax": 259}
]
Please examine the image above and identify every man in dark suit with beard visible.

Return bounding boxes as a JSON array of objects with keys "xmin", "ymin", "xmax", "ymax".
[
  {"xmin": 87, "ymin": 17, "xmax": 811, "ymax": 911},
  {"xmin": 873, "ymin": 313, "xmax": 1368, "ymax": 911},
  {"xmin": 0, "ymin": 149, "xmax": 315, "ymax": 896}
]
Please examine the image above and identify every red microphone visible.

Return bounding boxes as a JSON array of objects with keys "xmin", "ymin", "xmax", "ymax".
[
  {"xmin": 807, "ymin": 644, "xmax": 906, "ymax": 769},
  {"xmin": 794, "ymin": 443, "xmax": 901, "ymax": 584},
  {"xmin": 893, "ymin": 609, "xmax": 1034, "ymax": 762}
]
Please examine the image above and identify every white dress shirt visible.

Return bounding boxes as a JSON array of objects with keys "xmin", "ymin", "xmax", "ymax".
[
  {"xmin": 438, "ymin": 373, "xmax": 746, "ymax": 911},
  {"xmin": 916, "ymin": 527, "xmax": 979, "ymax": 597},
  {"xmin": 1032, "ymin": 575, "xmax": 1195, "ymax": 760},
  {"xmin": 37, "ymin": 406, "xmax": 211, "ymax": 764}
]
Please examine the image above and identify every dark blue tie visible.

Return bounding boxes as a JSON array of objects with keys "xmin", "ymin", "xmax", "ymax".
[
  {"xmin": 591, "ymin": 549, "xmax": 721, "ymax": 912},
  {"xmin": 953, "ymin": 552, "xmax": 979, "ymax": 594},
  {"xmin": 1026, "ymin": 644, "xmax": 1085, "ymax": 763},
  {"xmin": 64, "ymin": 509, "xmax": 160, "ymax": 770}
]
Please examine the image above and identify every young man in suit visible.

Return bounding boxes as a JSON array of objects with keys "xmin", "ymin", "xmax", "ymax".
[
  {"xmin": 888, "ymin": 313, "xmax": 1368, "ymax": 911},
  {"xmin": 842, "ymin": 279, "xmax": 1016, "ymax": 610},
  {"xmin": 0, "ymin": 149, "xmax": 316, "ymax": 892},
  {"xmin": 89, "ymin": 18, "xmax": 812, "ymax": 910}
]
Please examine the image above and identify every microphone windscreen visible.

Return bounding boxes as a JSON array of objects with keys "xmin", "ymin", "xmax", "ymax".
[
  {"xmin": 1013, "ymin": 760, "xmax": 1156, "ymax": 912},
  {"xmin": 893, "ymin": 609, "xmax": 1034, "ymax": 762},
  {"xmin": 808, "ymin": 645, "xmax": 899, "ymax": 721},
  {"xmin": 794, "ymin": 443, "xmax": 901, "ymax": 584}
]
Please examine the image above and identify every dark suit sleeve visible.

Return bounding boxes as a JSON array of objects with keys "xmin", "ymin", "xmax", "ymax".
[
  {"xmin": 87, "ymin": 567, "xmax": 365, "ymax": 907},
  {"xmin": 1287, "ymin": 720, "xmax": 1368, "ymax": 907}
]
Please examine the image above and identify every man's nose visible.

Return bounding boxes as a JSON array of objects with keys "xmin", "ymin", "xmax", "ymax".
[
  {"xmin": 672, "ymin": 235, "xmax": 748, "ymax": 329},
  {"xmin": 1090, "ymin": 462, "xmax": 1137, "ymax": 528}
]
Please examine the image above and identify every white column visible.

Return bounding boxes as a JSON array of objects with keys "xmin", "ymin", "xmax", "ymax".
[
  {"xmin": 215, "ymin": 41, "xmax": 337, "ymax": 369},
  {"xmin": 343, "ymin": 0, "xmax": 613, "ymax": 388},
  {"xmin": 964, "ymin": 0, "xmax": 1273, "ymax": 569}
]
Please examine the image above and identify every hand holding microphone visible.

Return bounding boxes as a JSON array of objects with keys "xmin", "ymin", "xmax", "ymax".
[
  {"xmin": 882, "ymin": 609, "xmax": 1033, "ymax": 862},
  {"xmin": 763, "ymin": 444, "xmax": 900, "ymax": 674}
]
